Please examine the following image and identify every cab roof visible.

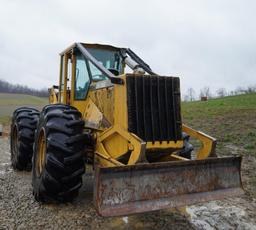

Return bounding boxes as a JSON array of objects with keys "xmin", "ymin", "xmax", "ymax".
[{"xmin": 60, "ymin": 42, "xmax": 124, "ymax": 55}]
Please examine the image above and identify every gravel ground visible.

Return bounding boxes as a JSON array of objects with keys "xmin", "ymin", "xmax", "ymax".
[{"xmin": 0, "ymin": 137, "xmax": 256, "ymax": 230}]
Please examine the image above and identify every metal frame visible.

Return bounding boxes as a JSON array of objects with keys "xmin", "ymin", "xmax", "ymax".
[{"xmin": 60, "ymin": 43, "xmax": 158, "ymax": 85}]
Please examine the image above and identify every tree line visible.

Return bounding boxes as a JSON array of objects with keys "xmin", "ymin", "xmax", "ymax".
[
  {"xmin": 184, "ymin": 85, "xmax": 256, "ymax": 101},
  {"xmin": 0, "ymin": 79, "xmax": 48, "ymax": 97}
]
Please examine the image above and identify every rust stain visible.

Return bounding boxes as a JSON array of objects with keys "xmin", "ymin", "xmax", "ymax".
[{"xmin": 94, "ymin": 156, "xmax": 243, "ymax": 217}]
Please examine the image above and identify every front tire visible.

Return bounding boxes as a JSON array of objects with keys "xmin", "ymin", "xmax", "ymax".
[{"xmin": 32, "ymin": 104, "xmax": 86, "ymax": 202}]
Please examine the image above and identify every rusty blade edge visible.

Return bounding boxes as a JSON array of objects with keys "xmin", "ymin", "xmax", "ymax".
[
  {"xmin": 97, "ymin": 187, "xmax": 244, "ymax": 217},
  {"xmin": 97, "ymin": 156, "xmax": 242, "ymax": 173}
]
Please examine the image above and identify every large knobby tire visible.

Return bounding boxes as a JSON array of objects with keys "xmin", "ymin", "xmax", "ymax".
[
  {"xmin": 32, "ymin": 104, "xmax": 86, "ymax": 202},
  {"xmin": 10, "ymin": 107, "xmax": 39, "ymax": 170}
]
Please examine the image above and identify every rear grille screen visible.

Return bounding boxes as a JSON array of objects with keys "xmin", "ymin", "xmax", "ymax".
[{"xmin": 126, "ymin": 75, "xmax": 182, "ymax": 142}]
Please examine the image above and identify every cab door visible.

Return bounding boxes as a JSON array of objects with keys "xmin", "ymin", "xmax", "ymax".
[{"xmin": 70, "ymin": 49, "xmax": 91, "ymax": 114}]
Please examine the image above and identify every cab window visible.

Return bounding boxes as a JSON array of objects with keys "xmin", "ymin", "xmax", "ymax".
[
  {"xmin": 75, "ymin": 52, "xmax": 90, "ymax": 100},
  {"xmin": 88, "ymin": 61, "xmax": 107, "ymax": 82},
  {"xmin": 87, "ymin": 48, "xmax": 122, "ymax": 80}
]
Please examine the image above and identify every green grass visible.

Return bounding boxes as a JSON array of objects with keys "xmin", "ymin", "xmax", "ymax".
[
  {"xmin": 182, "ymin": 93, "xmax": 256, "ymax": 156},
  {"xmin": 0, "ymin": 93, "xmax": 48, "ymax": 125},
  {"xmin": 0, "ymin": 93, "xmax": 48, "ymax": 106},
  {"xmin": 182, "ymin": 93, "xmax": 256, "ymax": 119}
]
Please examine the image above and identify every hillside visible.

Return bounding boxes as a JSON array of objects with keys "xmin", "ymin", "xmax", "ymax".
[
  {"xmin": 182, "ymin": 93, "xmax": 256, "ymax": 198},
  {"xmin": 0, "ymin": 93, "xmax": 48, "ymax": 124},
  {"xmin": 182, "ymin": 93, "xmax": 256, "ymax": 156}
]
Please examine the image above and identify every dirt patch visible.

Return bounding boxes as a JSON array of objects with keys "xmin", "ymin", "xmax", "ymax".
[{"xmin": 187, "ymin": 198, "xmax": 256, "ymax": 230}]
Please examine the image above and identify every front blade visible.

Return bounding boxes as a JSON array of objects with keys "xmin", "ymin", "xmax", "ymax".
[{"xmin": 94, "ymin": 156, "xmax": 243, "ymax": 217}]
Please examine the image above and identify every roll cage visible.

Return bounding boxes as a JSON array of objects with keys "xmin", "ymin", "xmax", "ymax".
[{"xmin": 60, "ymin": 42, "xmax": 157, "ymax": 85}]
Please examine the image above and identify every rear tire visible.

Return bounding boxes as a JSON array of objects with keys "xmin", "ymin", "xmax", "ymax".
[
  {"xmin": 10, "ymin": 107, "xmax": 39, "ymax": 170},
  {"xmin": 32, "ymin": 104, "xmax": 86, "ymax": 202}
]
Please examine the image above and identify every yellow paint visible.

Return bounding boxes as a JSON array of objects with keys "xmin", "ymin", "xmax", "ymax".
[
  {"xmin": 83, "ymin": 98, "xmax": 103, "ymax": 129},
  {"xmin": 95, "ymin": 125, "xmax": 146, "ymax": 165},
  {"xmin": 48, "ymin": 87, "xmax": 58, "ymax": 104},
  {"xmin": 70, "ymin": 51, "xmax": 76, "ymax": 105},
  {"xmin": 63, "ymin": 54, "xmax": 68, "ymax": 104},
  {"xmin": 159, "ymin": 153, "xmax": 189, "ymax": 162},
  {"xmin": 146, "ymin": 141, "xmax": 183, "ymax": 149},
  {"xmin": 36, "ymin": 129, "xmax": 46, "ymax": 175},
  {"xmin": 94, "ymin": 151, "xmax": 124, "ymax": 167},
  {"xmin": 58, "ymin": 55, "xmax": 63, "ymax": 103},
  {"xmin": 89, "ymin": 87, "xmax": 114, "ymax": 126},
  {"xmin": 182, "ymin": 124, "xmax": 217, "ymax": 159},
  {"xmin": 113, "ymin": 75, "xmax": 128, "ymax": 130}
]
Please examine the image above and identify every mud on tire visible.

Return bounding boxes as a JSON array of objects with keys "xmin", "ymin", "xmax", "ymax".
[
  {"xmin": 32, "ymin": 104, "xmax": 86, "ymax": 202},
  {"xmin": 10, "ymin": 107, "xmax": 40, "ymax": 170}
]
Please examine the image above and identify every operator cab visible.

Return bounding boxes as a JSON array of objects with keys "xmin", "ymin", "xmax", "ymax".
[{"xmin": 58, "ymin": 42, "xmax": 155, "ymax": 104}]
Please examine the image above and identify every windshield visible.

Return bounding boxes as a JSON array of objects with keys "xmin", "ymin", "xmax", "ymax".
[{"xmin": 87, "ymin": 48, "xmax": 122, "ymax": 81}]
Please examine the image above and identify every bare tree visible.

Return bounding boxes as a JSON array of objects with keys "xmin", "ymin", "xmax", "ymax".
[
  {"xmin": 229, "ymin": 90, "xmax": 235, "ymax": 96},
  {"xmin": 0, "ymin": 79, "xmax": 48, "ymax": 97},
  {"xmin": 245, "ymin": 85, "xmax": 256, "ymax": 94},
  {"xmin": 216, "ymin": 88, "xmax": 227, "ymax": 98},
  {"xmin": 200, "ymin": 86, "xmax": 211, "ymax": 98},
  {"xmin": 186, "ymin": 88, "xmax": 196, "ymax": 101},
  {"xmin": 234, "ymin": 87, "xmax": 245, "ymax": 95}
]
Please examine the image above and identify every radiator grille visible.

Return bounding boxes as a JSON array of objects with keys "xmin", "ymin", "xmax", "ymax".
[{"xmin": 126, "ymin": 75, "xmax": 182, "ymax": 142}]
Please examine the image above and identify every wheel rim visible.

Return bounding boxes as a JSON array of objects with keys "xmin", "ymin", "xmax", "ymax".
[
  {"xmin": 36, "ymin": 129, "xmax": 46, "ymax": 176},
  {"xmin": 11, "ymin": 125, "xmax": 19, "ymax": 162}
]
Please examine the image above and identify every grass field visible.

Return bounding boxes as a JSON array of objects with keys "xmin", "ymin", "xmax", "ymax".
[
  {"xmin": 0, "ymin": 93, "xmax": 48, "ymax": 124},
  {"xmin": 182, "ymin": 93, "xmax": 256, "ymax": 157}
]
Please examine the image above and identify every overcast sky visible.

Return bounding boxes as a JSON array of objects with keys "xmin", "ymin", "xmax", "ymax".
[{"xmin": 0, "ymin": 0, "xmax": 255, "ymax": 96}]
